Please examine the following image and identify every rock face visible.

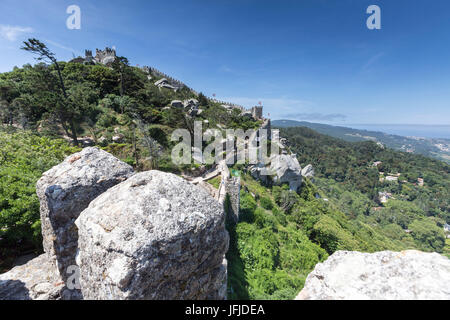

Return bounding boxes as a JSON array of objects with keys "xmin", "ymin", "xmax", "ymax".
[
  {"xmin": 0, "ymin": 254, "xmax": 63, "ymax": 300},
  {"xmin": 296, "ymin": 250, "xmax": 450, "ymax": 300},
  {"xmin": 183, "ymin": 98, "xmax": 199, "ymax": 109},
  {"xmin": 170, "ymin": 100, "xmax": 184, "ymax": 108},
  {"xmin": 248, "ymin": 154, "xmax": 303, "ymax": 191},
  {"xmin": 301, "ymin": 164, "xmax": 314, "ymax": 179},
  {"xmin": 75, "ymin": 170, "xmax": 229, "ymax": 300},
  {"xmin": 36, "ymin": 147, "xmax": 134, "ymax": 286},
  {"xmin": 268, "ymin": 154, "xmax": 303, "ymax": 191}
]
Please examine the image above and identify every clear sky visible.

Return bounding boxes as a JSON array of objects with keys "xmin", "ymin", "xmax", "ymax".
[{"xmin": 1, "ymin": 0, "xmax": 450, "ymax": 125}]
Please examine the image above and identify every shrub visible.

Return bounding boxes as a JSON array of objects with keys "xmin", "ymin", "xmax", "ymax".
[
  {"xmin": 0, "ymin": 131, "xmax": 78, "ymax": 246},
  {"xmin": 260, "ymin": 196, "xmax": 274, "ymax": 210}
]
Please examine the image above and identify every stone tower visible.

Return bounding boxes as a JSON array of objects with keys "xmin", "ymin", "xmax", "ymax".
[
  {"xmin": 251, "ymin": 106, "xmax": 263, "ymax": 120},
  {"xmin": 94, "ymin": 47, "xmax": 116, "ymax": 65},
  {"xmin": 84, "ymin": 50, "xmax": 94, "ymax": 64}
]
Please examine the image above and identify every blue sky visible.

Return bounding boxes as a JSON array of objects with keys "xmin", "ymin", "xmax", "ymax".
[{"xmin": 1, "ymin": 0, "xmax": 450, "ymax": 125}]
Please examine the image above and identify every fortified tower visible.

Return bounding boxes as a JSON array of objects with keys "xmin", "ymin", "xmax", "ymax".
[
  {"xmin": 251, "ymin": 106, "xmax": 263, "ymax": 120},
  {"xmin": 94, "ymin": 47, "xmax": 116, "ymax": 65}
]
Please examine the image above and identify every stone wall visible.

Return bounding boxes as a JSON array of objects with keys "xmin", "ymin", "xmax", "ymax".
[
  {"xmin": 143, "ymin": 66, "xmax": 193, "ymax": 92},
  {"xmin": 224, "ymin": 176, "xmax": 241, "ymax": 223}
]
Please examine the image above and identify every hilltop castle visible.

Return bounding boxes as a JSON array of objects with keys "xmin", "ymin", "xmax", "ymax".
[
  {"xmin": 72, "ymin": 48, "xmax": 264, "ymax": 120},
  {"xmin": 71, "ymin": 47, "xmax": 117, "ymax": 66}
]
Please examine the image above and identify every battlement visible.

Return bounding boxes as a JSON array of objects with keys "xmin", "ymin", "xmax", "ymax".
[
  {"xmin": 209, "ymin": 99, "xmax": 245, "ymax": 111},
  {"xmin": 251, "ymin": 106, "xmax": 263, "ymax": 120},
  {"xmin": 94, "ymin": 47, "xmax": 116, "ymax": 65},
  {"xmin": 142, "ymin": 65, "xmax": 195, "ymax": 92},
  {"xmin": 140, "ymin": 66, "xmax": 259, "ymax": 117}
]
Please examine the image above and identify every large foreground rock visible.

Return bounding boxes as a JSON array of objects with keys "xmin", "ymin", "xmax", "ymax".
[
  {"xmin": 296, "ymin": 250, "xmax": 450, "ymax": 300},
  {"xmin": 36, "ymin": 147, "xmax": 134, "ymax": 286},
  {"xmin": 75, "ymin": 170, "xmax": 229, "ymax": 300},
  {"xmin": 0, "ymin": 255, "xmax": 63, "ymax": 300}
]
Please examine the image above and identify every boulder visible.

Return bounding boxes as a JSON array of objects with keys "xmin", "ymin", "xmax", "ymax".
[
  {"xmin": 75, "ymin": 170, "xmax": 229, "ymax": 300},
  {"xmin": 154, "ymin": 78, "xmax": 168, "ymax": 86},
  {"xmin": 301, "ymin": 164, "xmax": 315, "ymax": 179},
  {"xmin": 155, "ymin": 78, "xmax": 176, "ymax": 90},
  {"xmin": 269, "ymin": 154, "xmax": 303, "ymax": 191},
  {"xmin": 188, "ymin": 108, "xmax": 203, "ymax": 117},
  {"xmin": 0, "ymin": 254, "xmax": 63, "ymax": 300},
  {"xmin": 248, "ymin": 162, "xmax": 269, "ymax": 185},
  {"xmin": 112, "ymin": 134, "xmax": 124, "ymax": 143},
  {"xmin": 183, "ymin": 98, "xmax": 199, "ymax": 109},
  {"xmin": 296, "ymin": 250, "xmax": 450, "ymax": 300},
  {"xmin": 36, "ymin": 147, "xmax": 134, "ymax": 288},
  {"xmin": 171, "ymin": 100, "xmax": 184, "ymax": 108}
]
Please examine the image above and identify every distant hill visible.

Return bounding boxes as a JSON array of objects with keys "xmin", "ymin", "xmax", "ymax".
[{"xmin": 272, "ymin": 120, "xmax": 450, "ymax": 163}]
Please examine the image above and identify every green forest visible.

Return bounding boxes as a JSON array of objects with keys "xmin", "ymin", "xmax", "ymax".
[
  {"xmin": 0, "ymin": 39, "xmax": 448, "ymax": 299},
  {"xmin": 225, "ymin": 126, "xmax": 449, "ymax": 299}
]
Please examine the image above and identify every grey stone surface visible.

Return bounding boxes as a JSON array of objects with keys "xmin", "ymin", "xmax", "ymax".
[
  {"xmin": 296, "ymin": 250, "xmax": 450, "ymax": 300},
  {"xmin": 171, "ymin": 100, "xmax": 184, "ymax": 108},
  {"xmin": 75, "ymin": 170, "xmax": 229, "ymax": 300},
  {"xmin": 155, "ymin": 78, "xmax": 177, "ymax": 90},
  {"xmin": 36, "ymin": 147, "xmax": 134, "ymax": 287},
  {"xmin": 269, "ymin": 154, "xmax": 303, "ymax": 191},
  {"xmin": 248, "ymin": 155, "xmax": 303, "ymax": 191},
  {"xmin": 0, "ymin": 254, "xmax": 63, "ymax": 300},
  {"xmin": 183, "ymin": 98, "xmax": 199, "ymax": 109},
  {"xmin": 301, "ymin": 164, "xmax": 315, "ymax": 179},
  {"xmin": 224, "ymin": 176, "xmax": 241, "ymax": 224}
]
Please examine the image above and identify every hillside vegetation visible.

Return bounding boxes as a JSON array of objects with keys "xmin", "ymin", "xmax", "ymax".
[
  {"xmin": 281, "ymin": 127, "xmax": 448, "ymax": 248},
  {"xmin": 224, "ymin": 127, "xmax": 449, "ymax": 299},
  {"xmin": 273, "ymin": 119, "xmax": 450, "ymax": 163}
]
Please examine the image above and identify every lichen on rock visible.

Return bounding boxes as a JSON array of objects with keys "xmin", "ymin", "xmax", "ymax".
[
  {"xmin": 75, "ymin": 170, "xmax": 229, "ymax": 300},
  {"xmin": 296, "ymin": 250, "xmax": 450, "ymax": 300}
]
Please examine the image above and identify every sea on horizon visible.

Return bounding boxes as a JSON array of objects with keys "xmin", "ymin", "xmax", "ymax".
[{"xmin": 344, "ymin": 124, "xmax": 450, "ymax": 140}]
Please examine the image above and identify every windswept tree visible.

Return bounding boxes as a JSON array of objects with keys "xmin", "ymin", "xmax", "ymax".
[{"xmin": 21, "ymin": 38, "xmax": 80, "ymax": 145}]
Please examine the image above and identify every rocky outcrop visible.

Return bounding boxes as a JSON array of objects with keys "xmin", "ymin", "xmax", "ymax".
[
  {"xmin": 171, "ymin": 100, "xmax": 184, "ymax": 108},
  {"xmin": 75, "ymin": 170, "xmax": 229, "ymax": 300},
  {"xmin": 183, "ymin": 98, "xmax": 199, "ymax": 109},
  {"xmin": 269, "ymin": 154, "xmax": 303, "ymax": 191},
  {"xmin": 301, "ymin": 164, "xmax": 314, "ymax": 179},
  {"xmin": 36, "ymin": 147, "xmax": 134, "ymax": 288},
  {"xmin": 249, "ymin": 162, "xmax": 269, "ymax": 185},
  {"xmin": 249, "ymin": 154, "xmax": 303, "ymax": 191},
  {"xmin": 155, "ymin": 78, "xmax": 177, "ymax": 90},
  {"xmin": 0, "ymin": 254, "xmax": 63, "ymax": 300},
  {"xmin": 296, "ymin": 250, "xmax": 450, "ymax": 300}
]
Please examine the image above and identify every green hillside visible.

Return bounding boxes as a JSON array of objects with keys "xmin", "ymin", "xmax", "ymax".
[{"xmin": 273, "ymin": 119, "xmax": 450, "ymax": 163}]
